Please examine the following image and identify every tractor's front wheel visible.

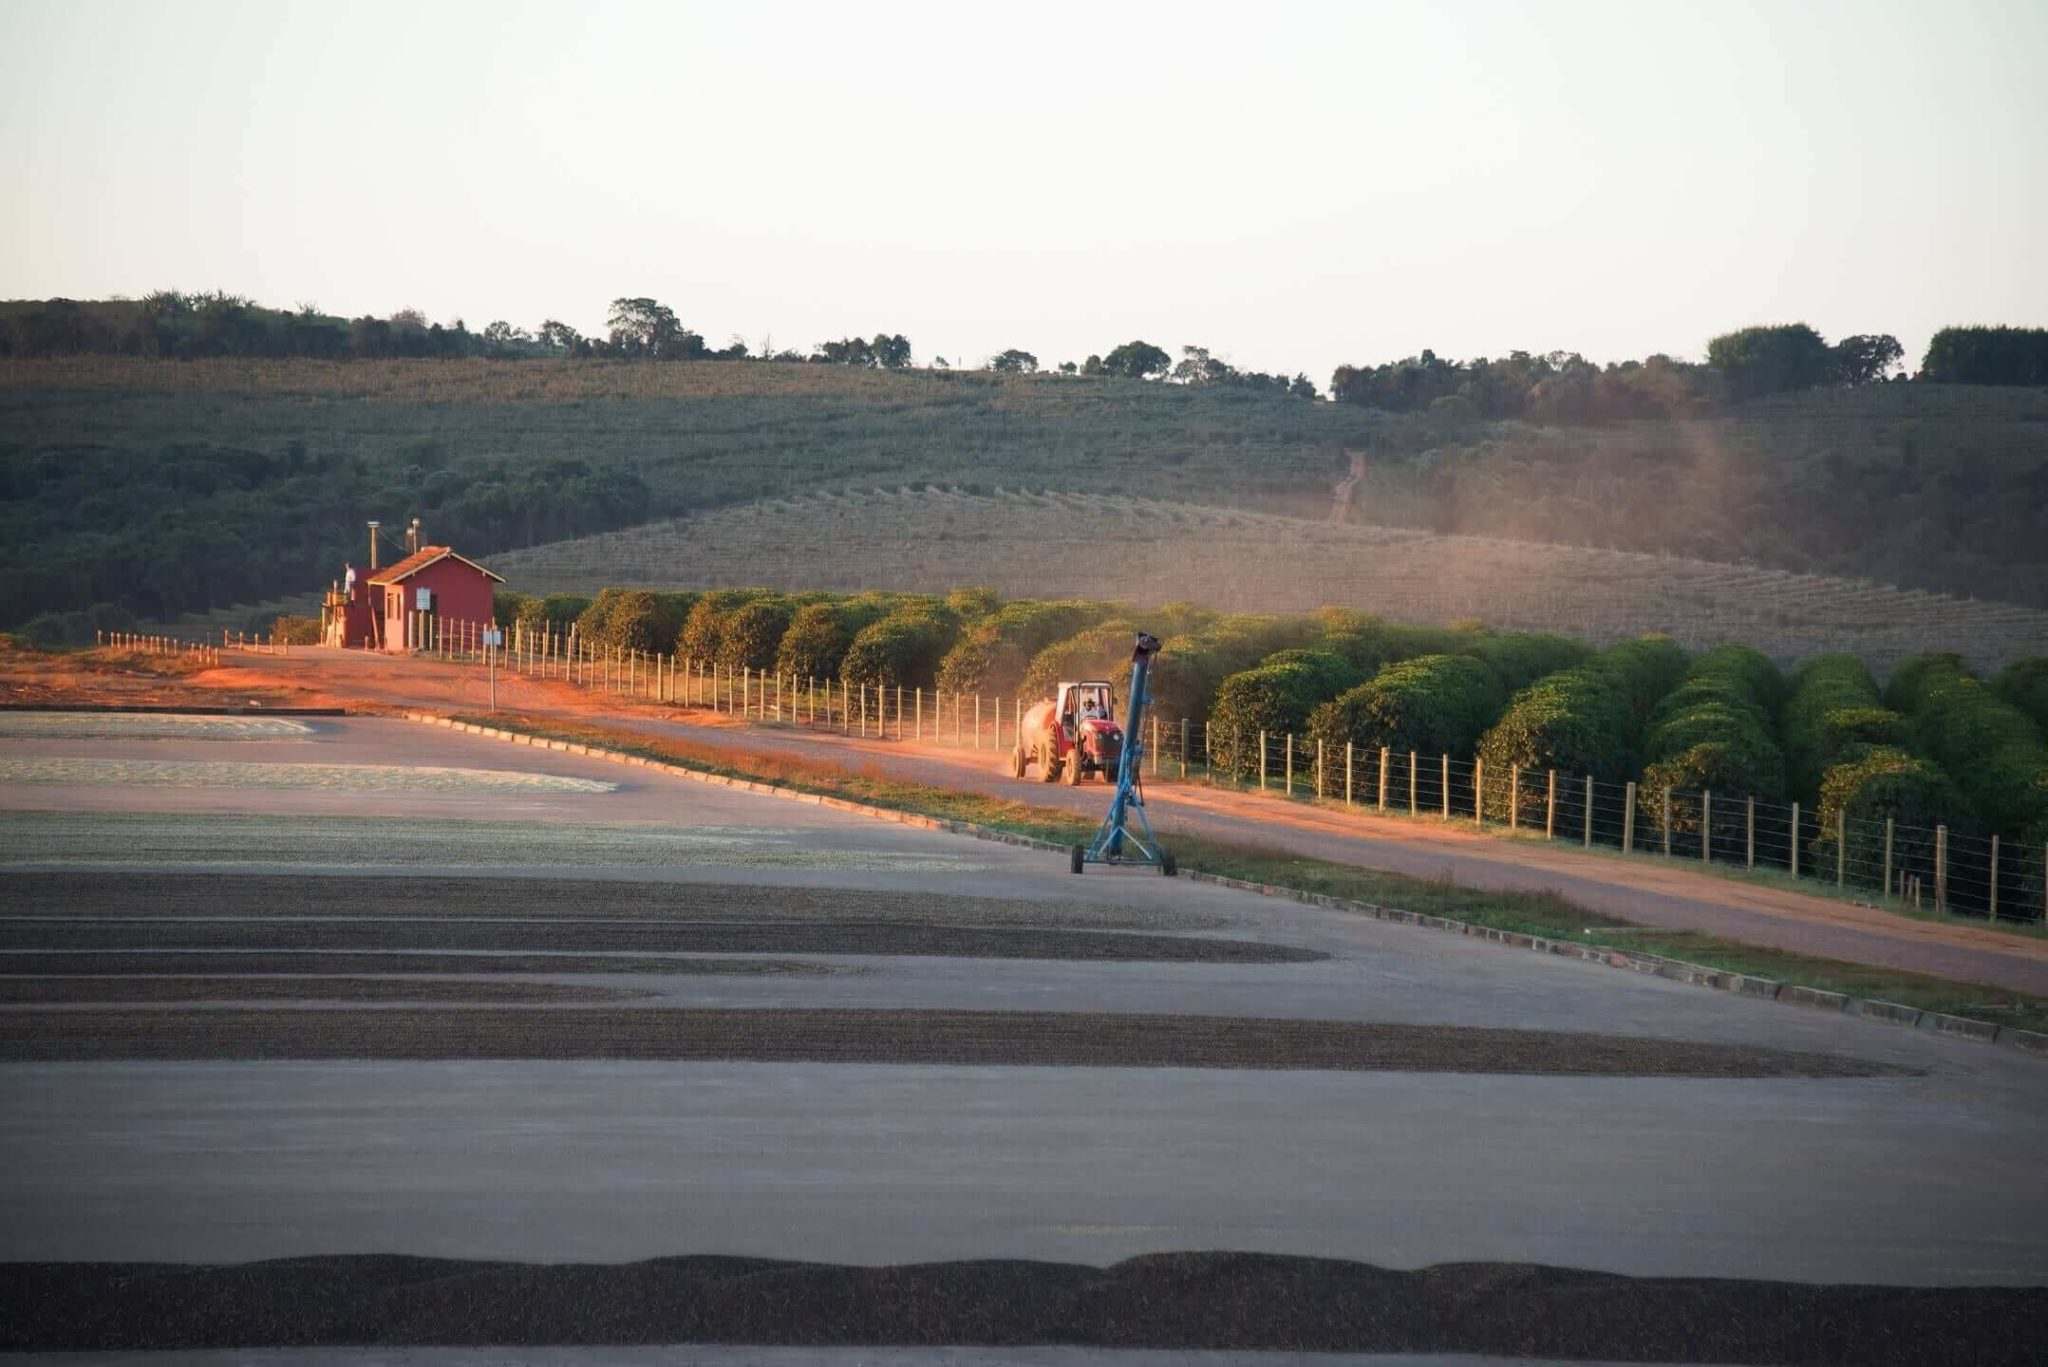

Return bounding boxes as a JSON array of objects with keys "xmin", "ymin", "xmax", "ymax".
[
  {"xmin": 1009, "ymin": 745, "xmax": 1026, "ymax": 779},
  {"xmin": 1064, "ymin": 749, "xmax": 1085, "ymax": 786},
  {"xmin": 1037, "ymin": 742, "xmax": 1059, "ymax": 783}
]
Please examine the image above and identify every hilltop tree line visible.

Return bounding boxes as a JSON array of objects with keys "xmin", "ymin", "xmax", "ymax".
[{"xmin": 1330, "ymin": 324, "xmax": 2047, "ymax": 422}]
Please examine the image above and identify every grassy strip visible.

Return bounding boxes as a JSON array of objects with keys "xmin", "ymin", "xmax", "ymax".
[{"xmin": 455, "ymin": 710, "xmax": 2048, "ymax": 1033}]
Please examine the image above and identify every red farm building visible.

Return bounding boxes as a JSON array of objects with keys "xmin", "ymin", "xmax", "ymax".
[{"xmin": 322, "ymin": 526, "xmax": 504, "ymax": 652}]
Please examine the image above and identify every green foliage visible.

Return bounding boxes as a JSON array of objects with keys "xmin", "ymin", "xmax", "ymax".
[
  {"xmin": 1464, "ymin": 632, "xmax": 1592, "ymax": 693},
  {"xmin": 1886, "ymin": 653, "xmax": 2048, "ymax": 835},
  {"xmin": 533, "ymin": 594, "xmax": 590, "ymax": 628},
  {"xmin": 1330, "ymin": 348, "xmax": 1719, "ymax": 422},
  {"xmin": 272, "ymin": 614, "xmax": 322, "ymax": 645},
  {"xmin": 576, "ymin": 588, "xmax": 693, "ymax": 655},
  {"xmin": 935, "ymin": 599, "xmax": 1113, "ymax": 696},
  {"xmin": 677, "ymin": 589, "xmax": 773, "ymax": 661},
  {"xmin": 943, "ymin": 586, "xmax": 1001, "ymax": 622},
  {"xmin": 492, "ymin": 591, "xmax": 532, "ymax": 625},
  {"xmin": 776, "ymin": 595, "xmax": 898, "ymax": 680},
  {"xmin": 1018, "ymin": 620, "xmax": 1140, "ymax": 701},
  {"xmin": 1144, "ymin": 615, "xmax": 1326, "ymax": 724},
  {"xmin": 1994, "ymin": 657, "xmax": 2048, "ymax": 734},
  {"xmin": 715, "ymin": 596, "xmax": 796, "ymax": 671},
  {"xmin": 1587, "ymin": 634, "xmax": 1690, "ymax": 727},
  {"xmin": 1306, "ymin": 654, "xmax": 1507, "ymax": 762},
  {"xmin": 839, "ymin": 608, "xmax": 961, "ymax": 690},
  {"xmin": 1476, "ymin": 667, "xmax": 1637, "ymax": 799},
  {"xmin": 1098, "ymin": 340, "xmax": 1171, "ymax": 380},
  {"xmin": 1920, "ymin": 326, "xmax": 2048, "ymax": 386},
  {"xmin": 1208, "ymin": 651, "xmax": 1368, "ymax": 780},
  {"xmin": 1706, "ymin": 324, "xmax": 1835, "ymax": 400},
  {"xmin": 1782, "ymin": 654, "xmax": 1897, "ymax": 798},
  {"xmin": 1810, "ymin": 746, "xmax": 1968, "ymax": 883},
  {"xmin": 1641, "ymin": 645, "xmax": 1788, "ymax": 800}
]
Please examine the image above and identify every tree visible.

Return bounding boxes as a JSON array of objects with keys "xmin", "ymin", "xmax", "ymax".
[
  {"xmin": 871, "ymin": 333, "xmax": 913, "ymax": 368},
  {"xmin": 1172, "ymin": 345, "xmax": 1234, "ymax": 386},
  {"xmin": 1832, "ymin": 334, "xmax": 1903, "ymax": 385},
  {"xmin": 1705, "ymin": 323, "xmax": 1834, "ymax": 400},
  {"xmin": 1099, "ymin": 340, "xmax": 1171, "ymax": 380},
  {"xmin": 1058, "ymin": 360, "xmax": 1077, "ymax": 375},
  {"xmin": 1920, "ymin": 326, "xmax": 2048, "ymax": 386},
  {"xmin": 1289, "ymin": 372, "xmax": 1317, "ymax": 399},
  {"xmin": 813, "ymin": 336, "xmax": 875, "ymax": 366},
  {"xmin": 606, "ymin": 297, "xmax": 702, "ymax": 359},
  {"xmin": 536, "ymin": 319, "xmax": 584, "ymax": 355},
  {"xmin": 989, "ymin": 348, "xmax": 1038, "ymax": 374}
]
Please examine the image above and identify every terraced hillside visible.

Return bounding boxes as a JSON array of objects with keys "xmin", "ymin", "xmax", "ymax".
[{"xmin": 491, "ymin": 488, "xmax": 2048, "ymax": 673}]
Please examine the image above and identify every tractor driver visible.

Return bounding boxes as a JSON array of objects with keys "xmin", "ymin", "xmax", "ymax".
[{"xmin": 1082, "ymin": 694, "xmax": 1105, "ymax": 721}]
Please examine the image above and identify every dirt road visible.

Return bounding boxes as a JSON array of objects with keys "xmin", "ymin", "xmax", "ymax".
[{"xmin": 54, "ymin": 644, "xmax": 2048, "ymax": 996}]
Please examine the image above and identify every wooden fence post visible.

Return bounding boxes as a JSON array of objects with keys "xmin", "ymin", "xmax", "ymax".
[
  {"xmin": 1837, "ymin": 810, "xmax": 1847, "ymax": 888},
  {"xmin": 1882, "ymin": 817, "xmax": 1894, "ymax": 899},
  {"xmin": 1285, "ymin": 735, "xmax": 1294, "ymax": 797},
  {"xmin": 1408, "ymin": 751, "xmax": 1417, "ymax": 816},
  {"xmin": 1509, "ymin": 764, "xmax": 1519, "ymax": 831},
  {"xmin": 1152, "ymin": 716, "xmax": 1160, "ymax": 777},
  {"xmin": 1378, "ymin": 747, "xmax": 1389, "ymax": 813},
  {"xmin": 1747, "ymin": 797, "xmax": 1756, "ymax": 869},
  {"xmin": 1661, "ymin": 787, "xmax": 1672, "ymax": 857},
  {"xmin": 1345, "ymin": 742, "xmax": 1354, "ymax": 808},
  {"xmin": 1315, "ymin": 737, "xmax": 1324, "ymax": 798},
  {"xmin": 1546, "ymin": 769, "xmax": 1556, "ymax": 840},
  {"xmin": 1259, "ymin": 731, "xmax": 1267, "ymax": 791},
  {"xmin": 1440, "ymin": 753, "xmax": 1450, "ymax": 821},
  {"xmin": 1474, "ymin": 757, "xmax": 1484, "ymax": 828},
  {"xmin": 1934, "ymin": 824, "xmax": 1947, "ymax": 912},
  {"xmin": 1988, "ymin": 834, "xmax": 1999, "ymax": 921},
  {"xmin": 1623, "ymin": 782, "xmax": 1636, "ymax": 854},
  {"xmin": 1790, "ymin": 802, "xmax": 1801, "ymax": 878},
  {"xmin": 1702, "ymin": 790, "xmax": 1712, "ymax": 866},
  {"xmin": 1181, "ymin": 718, "xmax": 1189, "ymax": 779},
  {"xmin": 1583, "ymin": 775, "xmax": 1592, "ymax": 847}
]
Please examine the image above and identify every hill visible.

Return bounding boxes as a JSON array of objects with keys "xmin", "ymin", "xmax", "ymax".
[
  {"xmin": 2, "ymin": 357, "xmax": 2045, "ymax": 634},
  {"xmin": 489, "ymin": 488, "xmax": 2048, "ymax": 675}
]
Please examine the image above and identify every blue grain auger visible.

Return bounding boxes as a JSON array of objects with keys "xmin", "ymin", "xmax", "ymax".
[{"xmin": 1071, "ymin": 631, "xmax": 1176, "ymax": 877}]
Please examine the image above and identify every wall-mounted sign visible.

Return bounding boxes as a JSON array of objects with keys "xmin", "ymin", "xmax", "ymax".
[{"xmin": 416, "ymin": 587, "xmax": 433, "ymax": 611}]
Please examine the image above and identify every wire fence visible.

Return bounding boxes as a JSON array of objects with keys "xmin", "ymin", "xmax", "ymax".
[{"xmin": 139, "ymin": 619, "xmax": 2048, "ymax": 929}]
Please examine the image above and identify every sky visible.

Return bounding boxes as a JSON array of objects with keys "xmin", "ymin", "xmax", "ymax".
[{"xmin": 3, "ymin": 0, "xmax": 2044, "ymax": 384}]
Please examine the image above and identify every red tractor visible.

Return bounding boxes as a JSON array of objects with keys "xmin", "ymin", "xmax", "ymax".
[{"xmin": 1010, "ymin": 680, "xmax": 1123, "ymax": 785}]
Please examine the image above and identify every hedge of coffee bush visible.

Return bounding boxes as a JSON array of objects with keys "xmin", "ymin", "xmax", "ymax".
[
  {"xmin": 677, "ymin": 589, "xmax": 776, "ymax": 662},
  {"xmin": 935, "ymin": 599, "xmax": 1111, "ymax": 696},
  {"xmin": 1781, "ymin": 655, "xmax": 1904, "ymax": 798},
  {"xmin": 1995, "ymin": 657, "xmax": 2048, "ymax": 736},
  {"xmin": 1808, "ymin": 744, "xmax": 1969, "ymax": 886},
  {"xmin": 1887, "ymin": 653, "xmax": 2048, "ymax": 837},
  {"xmin": 575, "ymin": 588, "xmax": 697, "ymax": 655},
  {"xmin": 839, "ymin": 606, "xmax": 963, "ymax": 691},
  {"xmin": 1306, "ymin": 653, "xmax": 1508, "ymax": 764},
  {"xmin": 1142, "ymin": 614, "xmax": 1326, "ymax": 725},
  {"xmin": 1640, "ymin": 644, "xmax": 1789, "ymax": 806},
  {"xmin": 1206, "ymin": 649, "xmax": 1367, "ymax": 781},
  {"xmin": 775, "ymin": 594, "xmax": 901, "ymax": 680},
  {"xmin": 715, "ymin": 596, "xmax": 798, "ymax": 671}
]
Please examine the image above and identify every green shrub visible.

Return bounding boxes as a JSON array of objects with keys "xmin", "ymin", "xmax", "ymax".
[
  {"xmin": 1995, "ymin": 657, "xmax": 2048, "ymax": 734},
  {"xmin": 677, "ymin": 589, "xmax": 774, "ymax": 661},
  {"xmin": 1809, "ymin": 745, "xmax": 1969, "ymax": 886},
  {"xmin": 1781, "ymin": 655, "xmax": 1900, "ymax": 798},
  {"xmin": 943, "ymin": 586, "xmax": 1001, "ymax": 621},
  {"xmin": 935, "ymin": 599, "xmax": 1113, "ymax": 696},
  {"xmin": 715, "ymin": 596, "xmax": 797, "ymax": 671},
  {"xmin": 1145, "ymin": 614, "xmax": 1325, "ymax": 723},
  {"xmin": 1640, "ymin": 643, "xmax": 1788, "ymax": 804},
  {"xmin": 575, "ymin": 588, "xmax": 692, "ymax": 654},
  {"xmin": 1887, "ymin": 654, "xmax": 2046, "ymax": 835},
  {"xmin": 1591, "ymin": 634, "xmax": 1690, "ymax": 726},
  {"xmin": 840, "ymin": 608, "xmax": 962, "ymax": 690},
  {"xmin": 1307, "ymin": 654, "xmax": 1507, "ymax": 761},
  {"xmin": 492, "ymin": 591, "xmax": 534, "ymax": 625},
  {"xmin": 272, "ymin": 614, "xmax": 322, "ymax": 645},
  {"xmin": 1475, "ymin": 667, "xmax": 1636, "ymax": 807},
  {"xmin": 1208, "ymin": 650, "xmax": 1367, "ymax": 781},
  {"xmin": 1018, "ymin": 620, "xmax": 1140, "ymax": 701},
  {"xmin": 1465, "ymin": 632, "xmax": 1593, "ymax": 693},
  {"xmin": 537, "ymin": 594, "xmax": 590, "ymax": 627},
  {"xmin": 777, "ymin": 594, "xmax": 898, "ymax": 680}
]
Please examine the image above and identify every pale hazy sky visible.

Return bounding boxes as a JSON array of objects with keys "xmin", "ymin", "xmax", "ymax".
[{"xmin": 3, "ymin": 0, "xmax": 2043, "ymax": 383}]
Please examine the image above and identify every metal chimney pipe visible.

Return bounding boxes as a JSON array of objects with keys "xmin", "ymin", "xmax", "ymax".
[{"xmin": 367, "ymin": 521, "xmax": 381, "ymax": 570}]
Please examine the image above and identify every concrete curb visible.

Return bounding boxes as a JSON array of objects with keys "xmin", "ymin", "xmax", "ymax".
[{"xmin": 403, "ymin": 711, "xmax": 2042, "ymax": 1060}]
